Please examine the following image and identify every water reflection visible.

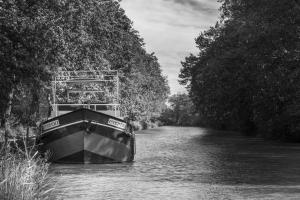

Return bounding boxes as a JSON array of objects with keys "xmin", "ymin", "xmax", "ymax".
[
  {"xmin": 50, "ymin": 127, "xmax": 300, "ymax": 199},
  {"xmin": 199, "ymin": 130, "xmax": 300, "ymax": 186}
]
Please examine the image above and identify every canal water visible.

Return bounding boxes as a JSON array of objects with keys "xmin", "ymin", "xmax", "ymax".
[{"xmin": 50, "ymin": 126, "xmax": 300, "ymax": 199}]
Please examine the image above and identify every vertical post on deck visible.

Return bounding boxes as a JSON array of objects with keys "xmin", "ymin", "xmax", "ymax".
[
  {"xmin": 53, "ymin": 77, "xmax": 57, "ymax": 117},
  {"xmin": 116, "ymin": 71, "xmax": 119, "ymax": 104}
]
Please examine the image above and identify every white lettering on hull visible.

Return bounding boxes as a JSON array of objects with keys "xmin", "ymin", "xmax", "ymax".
[
  {"xmin": 42, "ymin": 120, "xmax": 60, "ymax": 131},
  {"xmin": 107, "ymin": 118, "xmax": 126, "ymax": 129}
]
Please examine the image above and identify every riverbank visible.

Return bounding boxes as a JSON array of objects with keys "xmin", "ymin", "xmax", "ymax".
[
  {"xmin": 209, "ymin": 126, "xmax": 300, "ymax": 143},
  {"xmin": 159, "ymin": 123, "xmax": 300, "ymax": 143},
  {"xmin": 130, "ymin": 120, "xmax": 162, "ymax": 131},
  {"xmin": 0, "ymin": 138, "xmax": 55, "ymax": 200}
]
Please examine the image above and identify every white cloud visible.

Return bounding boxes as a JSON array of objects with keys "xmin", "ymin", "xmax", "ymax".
[{"xmin": 120, "ymin": 0, "xmax": 220, "ymax": 94}]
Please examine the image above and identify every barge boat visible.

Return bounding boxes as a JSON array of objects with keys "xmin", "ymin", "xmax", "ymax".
[{"xmin": 38, "ymin": 71, "xmax": 135, "ymax": 163}]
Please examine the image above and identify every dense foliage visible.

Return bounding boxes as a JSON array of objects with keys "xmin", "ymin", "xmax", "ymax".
[
  {"xmin": 159, "ymin": 94, "xmax": 199, "ymax": 126},
  {"xmin": 179, "ymin": 0, "xmax": 300, "ymax": 140},
  {"xmin": 0, "ymin": 0, "xmax": 169, "ymax": 135}
]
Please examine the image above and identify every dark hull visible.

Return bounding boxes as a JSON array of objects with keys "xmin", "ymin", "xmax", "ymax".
[{"xmin": 38, "ymin": 109, "xmax": 135, "ymax": 164}]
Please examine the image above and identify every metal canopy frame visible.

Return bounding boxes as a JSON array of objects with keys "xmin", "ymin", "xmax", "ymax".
[{"xmin": 51, "ymin": 70, "xmax": 120, "ymax": 117}]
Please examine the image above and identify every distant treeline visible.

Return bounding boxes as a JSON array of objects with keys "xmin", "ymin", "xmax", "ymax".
[
  {"xmin": 0, "ymin": 0, "xmax": 169, "ymax": 136},
  {"xmin": 159, "ymin": 93, "xmax": 200, "ymax": 127},
  {"xmin": 179, "ymin": 0, "xmax": 300, "ymax": 140}
]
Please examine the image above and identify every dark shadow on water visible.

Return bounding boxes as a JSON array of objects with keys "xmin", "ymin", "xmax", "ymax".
[{"xmin": 191, "ymin": 128, "xmax": 300, "ymax": 186}]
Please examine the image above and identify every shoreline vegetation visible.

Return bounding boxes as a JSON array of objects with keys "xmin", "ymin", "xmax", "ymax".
[
  {"xmin": 159, "ymin": 93, "xmax": 201, "ymax": 127},
  {"xmin": 130, "ymin": 120, "xmax": 161, "ymax": 131},
  {"xmin": 178, "ymin": 0, "xmax": 299, "ymax": 141},
  {"xmin": 0, "ymin": 137, "xmax": 55, "ymax": 200}
]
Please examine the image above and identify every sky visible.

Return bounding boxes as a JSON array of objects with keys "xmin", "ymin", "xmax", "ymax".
[{"xmin": 120, "ymin": 0, "xmax": 221, "ymax": 94}]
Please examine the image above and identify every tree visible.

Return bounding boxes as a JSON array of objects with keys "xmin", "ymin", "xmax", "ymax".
[
  {"xmin": 179, "ymin": 0, "xmax": 300, "ymax": 139},
  {"xmin": 159, "ymin": 94, "xmax": 197, "ymax": 126},
  {"xmin": 0, "ymin": 0, "xmax": 170, "ymax": 139},
  {"xmin": 0, "ymin": 0, "xmax": 65, "ymax": 140}
]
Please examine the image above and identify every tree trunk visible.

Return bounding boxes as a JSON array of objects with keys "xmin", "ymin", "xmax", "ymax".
[
  {"xmin": 4, "ymin": 87, "xmax": 14, "ymax": 145},
  {"xmin": 26, "ymin": 126, "xmax": 29, "ymax": 148},
  {"xmin": 29, "ymin": 84, "xmax": 40, "ymax": 125}
]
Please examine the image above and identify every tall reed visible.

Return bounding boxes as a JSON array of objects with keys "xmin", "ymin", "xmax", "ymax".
[{"xmin": 0, "ymin": 138, "xmax": 55, "ymax": 200}]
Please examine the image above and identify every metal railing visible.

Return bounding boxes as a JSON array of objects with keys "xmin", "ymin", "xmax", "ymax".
[
  {"xmin": 52, "ymin": 103, "xmax": 121, "ymax": 117},
  {"xmin": 51, "ymin": 70, "xmax": 120, "ymax": 118}
]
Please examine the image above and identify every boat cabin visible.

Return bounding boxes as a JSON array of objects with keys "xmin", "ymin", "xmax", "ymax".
[{"xmin": 50, "ymin": 70, "xmax": 121, "ymax": 118}]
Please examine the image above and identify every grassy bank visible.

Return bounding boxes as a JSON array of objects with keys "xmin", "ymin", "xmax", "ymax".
[{"xmin": 0, "ymin": 139, "xmax": 55, "ymax": 200}]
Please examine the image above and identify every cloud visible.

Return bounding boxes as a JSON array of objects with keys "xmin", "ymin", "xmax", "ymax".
[
  {"xmin": 148, "ymin": 18, "xmax": 211, "ymax": 30},
  {"xmin": 120, "ymin": 0, "xmax": 220, "ymax": 94},
  {"xmin": 164, "ymin": 0, "xmax": 219, "ymax": 14}
]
